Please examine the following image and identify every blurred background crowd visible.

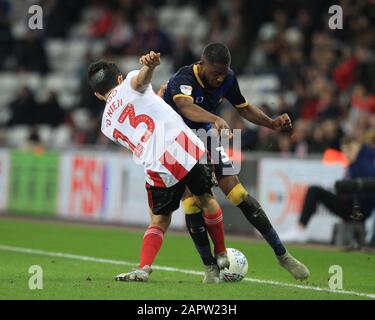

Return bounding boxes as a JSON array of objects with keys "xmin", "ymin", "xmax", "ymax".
[{"xmin": 0, "ymin": 0, "xmax": 374, "ymax": 155}]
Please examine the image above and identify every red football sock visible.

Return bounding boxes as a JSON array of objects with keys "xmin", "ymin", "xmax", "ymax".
[
  {"xmin": 139, "ymin": 225, "xmax": 165, "ymax": 268},
  {"xmin": 204, "ymin": 209, "xmax": 226, "ymax": 255}
]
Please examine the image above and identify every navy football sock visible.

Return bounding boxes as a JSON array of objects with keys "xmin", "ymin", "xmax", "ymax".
[
  {"xmin": 238, "ymin": 195, "xmax": 286, "ymax": 256},
  {"xmin": 185, "ymin": 212, "xmax": 216, "ymax": 266}
]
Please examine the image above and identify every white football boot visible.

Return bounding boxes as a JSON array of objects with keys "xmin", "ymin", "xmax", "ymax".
[
  {"xmin": 203, "ymin": 264, "xmax": 220, "ymax": 284},
  {"xmin": 115, "ymin": 265, "xmax": 152, "ymax": 282},
  {"xmin": 277, "ymin": 251, "xmax": 310, "ymax": 280},
  {"xmin": 215, "ymin": 251, "xmax": 230, "ymax": 270}
]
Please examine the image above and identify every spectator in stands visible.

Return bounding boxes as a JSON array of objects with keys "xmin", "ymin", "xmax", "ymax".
[
  {"xmin": 7, "ymin": 87, "xmax": 39, "ymax": 126},
  {"xmin": 37, "ymin": 91, "xmax": 66, "ymax": 127},
  {"xmin": 0, "ymin": 0, "xmax": 373, "ymax": 154},
  {"xmin": 126, "ymin": 13, "xmax": 173, "ymax": 56},
  {"xmin": 106, "ymin": 11, "xmax": 134, "ymax": 55},
  {"xmin": 355, "ymin": 46, "xmax": 375, "ymax": 94},
  {"xmin": 205, "ymin": 7, "xmax": 228, "ymax": 44},
  {"xmin": 291, "ymin": 119, "xmax": 309, "ymax": 156},
  {"xmin": 362, "ymin": 114, "xmax": 375, "ymax": 148},
  {"xmin": 294, "ymin": 8, "xmax": 314, "ymax": 54},
  {"xmin": 14, "ymin": 31, "xmax": 49, "ymax": 74},
  {"xmin": 88, "ymin": 1, "xmax": 114, "ymax": 38},
  {"xmin": 274, "ymin": 133, "xmax": 293, "ymax": 155},
  {"xmin": 320, "ymin": 119, "xmax": 344, "ymax": 151},
  {"xmin": 117, "ymin": 0, "xmax": 141, "ymax": 25},
  {"xmin": 308, "ymin": 125, "xmax": 328, "ymax": 154},
  {"xmin": 22, "ymin": 127, "xmax": 45, "ymax": 154},
  {"xmin": 43, "ymin": 0, "xmax": 69, "ymax": 38},
  {"xmin": 226, "ymin": 14, "xmax": 250, "ymax": 74},
  {"xmin": 172, "ymin": 35, "xmax": 196, "ymax": 72},
  {"xmin": 280, "ymin": 136, "xmax": 375, "ymax": 243},
  {"xmin": 0, "ymin": 0, "xmax": 13, "ymax": 70}
]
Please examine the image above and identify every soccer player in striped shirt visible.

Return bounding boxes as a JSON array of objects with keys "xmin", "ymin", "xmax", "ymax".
[{"xmin": 87, "ymin": 51, "xmax": 229, "ymax": 283}]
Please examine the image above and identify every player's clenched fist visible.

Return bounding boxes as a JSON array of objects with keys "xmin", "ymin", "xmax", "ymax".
[
  {"xmin": 272, "ymin": 113, "xmax": 293, "ymax": 132},
  {"xmin": 139, "ymin": 51, "xmax": 161, "ymax": 69}
]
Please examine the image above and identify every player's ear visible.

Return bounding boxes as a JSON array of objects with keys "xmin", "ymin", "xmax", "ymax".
[
  {"xmin": 198, "ymin": 60, "xmax": 205, "ymax": 72},
  {"xmin": 94, "ymin": 92, "xmax": 105, "ymax": 101},
  {"xmin": 117, "ymin": 75, "xmax": 124, "ymax": 85}
]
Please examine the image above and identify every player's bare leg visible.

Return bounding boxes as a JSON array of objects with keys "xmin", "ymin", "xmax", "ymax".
[
  {"xmin": 115, "ymin": 209, "xmax": 171, "ymax": 282},
  {"xmin": 218, "ymin": 175, "xmax": 310, "ymax": 280},
  {"xmin": 182, "ymin": 189, "xmax": 229, "ymax": 270}
]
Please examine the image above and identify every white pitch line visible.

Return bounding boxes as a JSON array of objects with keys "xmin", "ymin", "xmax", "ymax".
[{"xmin": 0, "ymin": 244, "xmax": 374, "ymax": 299}]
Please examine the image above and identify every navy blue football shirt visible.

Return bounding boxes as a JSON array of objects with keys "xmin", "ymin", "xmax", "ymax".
[{"xmin": 163, "ymin": 63, "xmax": 248, "ymax": 130}]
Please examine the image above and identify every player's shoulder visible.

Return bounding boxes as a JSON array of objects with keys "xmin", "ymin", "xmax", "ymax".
[
  {"xmin": 125, "ymin": 69, "xmax": 140, "ymax": 79},
  {"xmin": 170, "ymin": 64, "xmax": 195, "ymax": 82},
  {"xmin": 123, "ymin": 69, "xmax": 139, "ymax": 87},
  {"xmin": 225, "ymin": 68, "xmax": 236, "ymax": 83},
  {"xmin": 222, "ymin": 68, "xmax": 238, "ymax": 88},
  {"xmin": 228, "ymin": 68, "xmax": 235, "ymax": 79}
]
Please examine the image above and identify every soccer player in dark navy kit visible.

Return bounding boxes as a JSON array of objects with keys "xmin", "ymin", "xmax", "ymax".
[{"xmin": 164, "ymin": 43, "xmax": 310, "ymax": 280}]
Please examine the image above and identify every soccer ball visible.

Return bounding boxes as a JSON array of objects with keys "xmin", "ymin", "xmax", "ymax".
[{"xmin": 220, "ymin": 248, "xmax": 248, "ymax": 282}]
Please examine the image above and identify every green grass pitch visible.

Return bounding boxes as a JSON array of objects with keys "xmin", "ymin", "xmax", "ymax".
[{"xmin": 0, "ymin": 217, "xmax": 374, "ymax": 300}]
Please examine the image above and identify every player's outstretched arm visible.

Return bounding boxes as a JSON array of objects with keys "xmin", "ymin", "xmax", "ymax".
[
  {"xmin": 226, "ymin": 75, "xmax": 292, "ymax": 132},
  {"xmin": 237, "ymin": 103, "xmax": 293, "ymax": 132},
  {"xmin": 174, "ymin": 97, "xmax": 232, "ymax": 136},
  {"xmin": 131, "ymin": 51, "xmax": 160, "ymax": 93}
]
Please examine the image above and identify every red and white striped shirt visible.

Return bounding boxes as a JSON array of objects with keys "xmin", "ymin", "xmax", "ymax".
[{"xmin": 101, "ymin": 70, "xmax": 205, "ymax": 188}]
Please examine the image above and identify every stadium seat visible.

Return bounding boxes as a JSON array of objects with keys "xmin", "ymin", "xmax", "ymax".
[
  {"xmin": 0, "ymin": 100, "xmax": 11, "ymax": 124},
  {"xmin": 237, "ymin": 75, "xmax": 280, "ymax": 92},
  {"xmin": 52, "ymin": 125, "xmax": 73, "ymax": 148},
  {"xmin": 20, "ymin": 73, "xmax": 43, "ymax": 91},
  {"xmin": 158, "ymin": 5, "xmax": 207, "ymax": 42},
  {"xmin": 36, "ymin": 125, "xmax": 53, "ymax": 145},
  {"xmin": 237, "ymin": 75, "xmax": 280, "ymax": 109},
  {"xmin": 45, "ymin": 39, "xmax": 67, "ymax": 72},
  {"xmin": 5, "ymin": 126, "xmax": 31, "ymax": 148},
  {"xmin": 71, "ymin": 108, "xmax": 91, "ymax": 130},
  {"xmin": 46, "ymin": 39, "xmax": 105, "ymax": 74},
  {"xmin": 0, "ymin": 73, "xmax": 42, "ymax": 93},
  {"xmin": 58, "ymin": 92, "xmax": 78, "ymax": 109},
  {"xmin": 43, "ymin": 74, "xmax": 80, "ymax": 93},
  {"xmin": 0, "ymin": 73, "xmax": 19, "ymax": 93}
]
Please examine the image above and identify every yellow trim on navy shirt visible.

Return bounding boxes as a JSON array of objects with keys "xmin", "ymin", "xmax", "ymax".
[
  {"xmin": 235, "ymin": 101, "xmax": 249, "ymax": 109},
  {"xmin": 173, "ymin": 94, "xmax": 194, "ymax": 102},
  {"xmin": 193, "ymin": 64, "xmax": 205, "ymax": 88}
]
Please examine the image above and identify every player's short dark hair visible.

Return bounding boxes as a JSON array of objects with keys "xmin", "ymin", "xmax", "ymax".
[
  {"xmin": 87, "ymin": 60, "xmax": 122, "ymax": 95},
  {"xmin": 202, "ymin": 43, "xmax": 231, "ymax": 65}
]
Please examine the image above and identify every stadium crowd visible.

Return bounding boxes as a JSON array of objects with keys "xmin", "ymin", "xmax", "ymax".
[{"xmin": 0, "ymin": 0, "xmax": 374, "ymax": 155}]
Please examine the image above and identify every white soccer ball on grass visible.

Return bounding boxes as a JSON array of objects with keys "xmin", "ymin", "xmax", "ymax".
[{"xmin": 220, "ymin": 248, "xmax": 248, "ymax": 282}]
